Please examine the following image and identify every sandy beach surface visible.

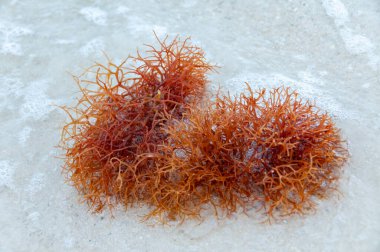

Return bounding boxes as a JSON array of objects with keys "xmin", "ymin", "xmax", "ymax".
[{"xmin": 1, "ymin": 0, "xmax": 379, "ymax": 251}]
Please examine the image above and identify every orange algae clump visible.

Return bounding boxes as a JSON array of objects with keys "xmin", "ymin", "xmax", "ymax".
[
  {"xmin": 59, "ymin": 35, "xmax": 348, "ymax": 223},
  {"xmin": 59, "ymin": 35, "xmax": 214, "ymax": 213},
  {"xmin": 153, "ymin": 86, "xmax": 348, "ymax": 220},
  {"xmin": 240, "ymin": 87, "xmax": 348, "ymax": 217}
]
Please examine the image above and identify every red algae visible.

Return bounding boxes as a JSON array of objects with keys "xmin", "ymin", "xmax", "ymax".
[
  {"xmin": 59, "ymin": 35, "xmax": 348, "ymax": 223},
  {"xmin": 240, "ymin": 86, "xmax": 348, "ymax": 218},
  {"xmin": 151, "ymin": 85, "xmax": 348, "ymax": 221},
  {"xmin": 59, "ymin": 35, "xmax": 214, "ymax": 213}
]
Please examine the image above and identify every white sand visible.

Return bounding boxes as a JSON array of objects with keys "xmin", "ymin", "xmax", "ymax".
[{"xmin": 0, "ymin": 0, "xmax": 379, "ymax": 251}]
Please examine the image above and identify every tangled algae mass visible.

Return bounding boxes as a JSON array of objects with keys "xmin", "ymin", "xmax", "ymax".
[{"xmin": 60, "ymin": 35, "xmax": 348, "ymax": 223}]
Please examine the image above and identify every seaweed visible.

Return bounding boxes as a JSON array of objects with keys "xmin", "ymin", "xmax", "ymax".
[
  {"xmin": 59, "ymin": 35, "xmax": 348, "ymax": 223},
  {"xmin": 239, "ymin": 86, "xmax": 348, "ymax": 218},
  {"xmin": 59, "ymin": 34, "xmax": 214, "ymax": 213},
  {"xmin": 151, "ymin": 85, "xmax": 348, "ymax": 221}
]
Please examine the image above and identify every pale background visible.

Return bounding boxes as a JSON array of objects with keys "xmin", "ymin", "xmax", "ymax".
[{"xmin": 0, "ymin": 0, "xmax": 379, "ymax": 251}]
